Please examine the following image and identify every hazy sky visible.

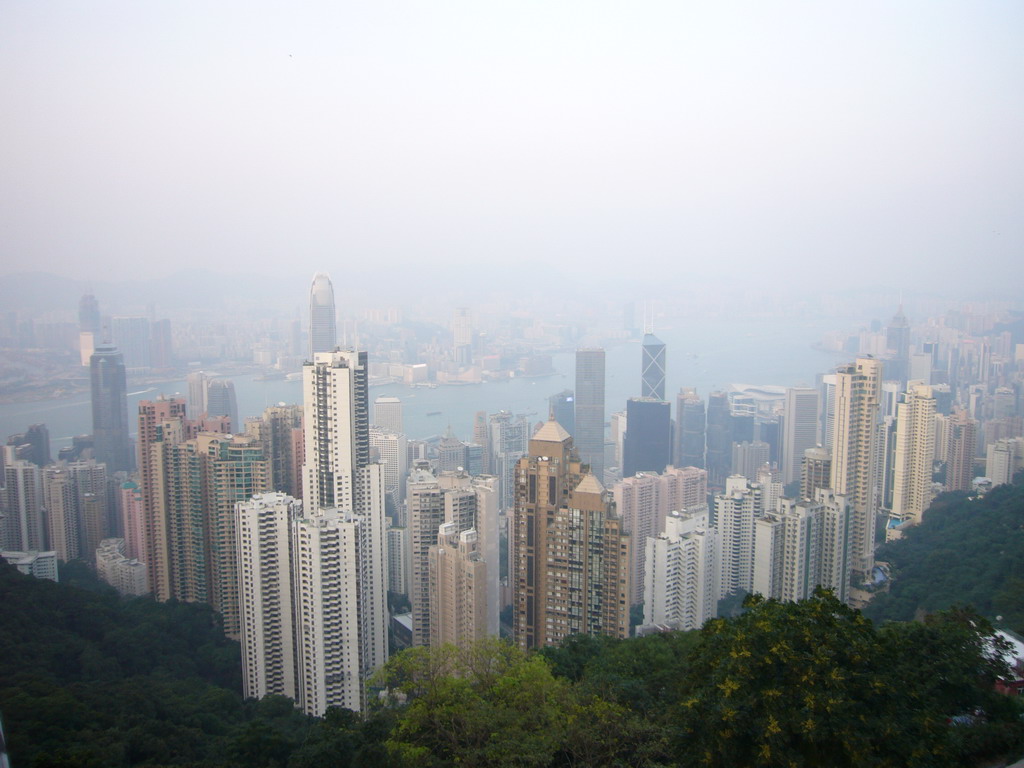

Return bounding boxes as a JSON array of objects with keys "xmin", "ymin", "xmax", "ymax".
[{"xmin": 2, "ymin": 2, "xmax": 1022, "ymax": 296}]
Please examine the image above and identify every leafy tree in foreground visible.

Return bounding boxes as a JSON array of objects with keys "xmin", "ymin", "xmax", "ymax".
[
  {"xmin": 670, "ymin": 590, "xmax": 1023, "ymax": 768},
  {"xmin": 374, "ymin": 640, "xmax": 571, "ymax": 767}
]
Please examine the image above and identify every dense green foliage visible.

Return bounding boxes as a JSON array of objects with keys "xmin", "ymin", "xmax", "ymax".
[
  {"xmin": 4, "ymin": 542, "xmax": 1024, "ymax": 766},
  {"xmin": 673, "ymin": 592, "xmax": 1020, "ymax": 767},
  {"xmin": 865, "ymin": 479, "xmax": 1024, "ymax": 634},
  {"xmin": 0, "ymin": 562, "xmax": 386, "ymax": 767}
]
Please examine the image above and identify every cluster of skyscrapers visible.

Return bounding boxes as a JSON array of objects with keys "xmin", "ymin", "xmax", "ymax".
[{"xmin": 3, "ymin": 278, "xmax": 1023, "ymax": 717}]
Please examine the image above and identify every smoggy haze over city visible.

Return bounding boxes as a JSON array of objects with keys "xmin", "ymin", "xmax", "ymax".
[{"xmin": 2, "ymin": 1, "xmax": 1022, "ymax": 301}]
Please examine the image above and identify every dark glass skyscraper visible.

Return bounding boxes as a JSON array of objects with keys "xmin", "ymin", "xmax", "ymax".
[
  {"xmin": 90, "ymin": 344, "xmax": 133, "ymax": 473},
  {"xmin": 548, "ymin": 389, "xmax": 575, "ymax": 437},
  {"xmin": 623, "ymin": 397, "xmax": 672, "ymax": 477},
  {"xmin": 674, "ymin": 388, "xmax": 706, "ymax": 468},
  {"xmin": 705, "ymin": 391, "xmax": 732, "ymax": 488}
]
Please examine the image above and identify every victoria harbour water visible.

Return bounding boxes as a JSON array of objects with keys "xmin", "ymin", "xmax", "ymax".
[{"xmin": 1, "ymin": 316, "xmax": 849, "ymax": 452}]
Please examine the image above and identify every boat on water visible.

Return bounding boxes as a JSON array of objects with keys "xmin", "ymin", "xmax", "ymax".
[{"xmin": 427, "ymin": 411, "xmax": 442, "ymax": 416}]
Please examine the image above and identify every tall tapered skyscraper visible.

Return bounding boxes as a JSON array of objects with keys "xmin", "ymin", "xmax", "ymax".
[
  {"xmin": 90, "ymin": 344, "xmax": 133, "ymax": 473},
  {"xmin": 574, "ymin": 348, "xmax": 606, "ymax": 480},
  {"xmin": 205, "ymin": 379, "xmax": 239, "ymax": 433},
  {"xmin": 308, "ymin": 272, "xmax": 337, "ymax": 357},
  {"xmin": 641, "ymin": 333, "xmax": 666, "ymax": 401}
]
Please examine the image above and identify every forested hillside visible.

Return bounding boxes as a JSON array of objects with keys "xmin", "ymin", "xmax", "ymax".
[
  {"xmin": 0, "ymin": 563, "xmax": 387, "ymax": 767},
  {"xmin": 4, "ymin": 563, "xmax": 1022, "ymax": 767},
  {"xmin": 865, "ymin": 478, "xmax": 1024, "ymax": 634}
]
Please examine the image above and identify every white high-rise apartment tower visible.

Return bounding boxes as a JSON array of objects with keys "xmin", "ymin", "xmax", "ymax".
[
  {"xmin": 308, "ymin": 273, "xmax": 337, "ymax": 357},
  {"xmin": 714, "ymin": 475, "xmax": 763, "ymax": 599},
  {"xmin": 643, "ymin": 507, "xmax": 718, "ymax": 631},
  {"xmin": 830, "ymin": 358, "xmax": 882, "ymax": 579},
  {"xmin": 236, "ymin": 493, "xmax": 299, "ymax": 704},
  {"xmin": 753, "ymin": 490, "xmax": 851, "ymax": 604},
  {"xmin": 613, "ymin": 465, "xmax": 708, "ymax": 605},
  {"xmin": 890, "ymin": 383, "xmax": 937, "ymax": 527},
  {"xmin": 300, "ymin": 350, "xmax": 387, "ymax": 711}
]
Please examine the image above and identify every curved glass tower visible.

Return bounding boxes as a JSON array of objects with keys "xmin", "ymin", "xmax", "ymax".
[{"xmin": 309, "ymin": 272, "xmax": 337, "ymax": 358}]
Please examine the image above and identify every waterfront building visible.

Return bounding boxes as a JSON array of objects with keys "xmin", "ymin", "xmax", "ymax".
[
  {"xmin": 452, "ymin": 307, "xmax": 473, "ymax": 365},
  {"xmin": 574, "ymin": 348, "xmax": 606, "ymax": 480},
  {"xmin": 111, "ymin": 316, "xmax": 151, "ymax": 371},
  {"xmin": 186, "ymin": 371, "xmax": 208, "ymax": 420},
  {"xmin": 308, "ymin": 273, "xmax": 337, "ymax": 357},
  {"xmin": 373, "ymin": 396, "xmax": 403, "ymax": 435},
  {"xmin": 91, "ymin": 344, "xmax": 133, "ymax": 473}
]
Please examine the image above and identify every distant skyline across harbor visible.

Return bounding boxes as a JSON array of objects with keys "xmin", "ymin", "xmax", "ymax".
[{"xmin": 0, "ymin": 314, "xmax": 849, "ymax": 452}]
